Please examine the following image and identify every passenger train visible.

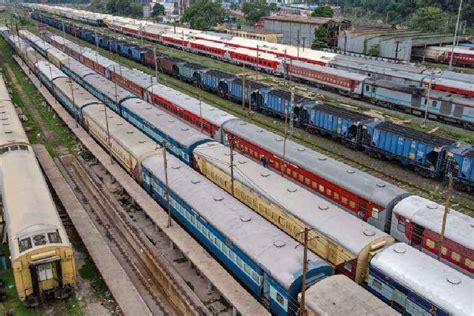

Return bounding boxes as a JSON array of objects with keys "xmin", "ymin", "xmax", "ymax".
[
  {"xmin": 23, "ymin": 13, "xmax": 474, "ymax": 189},
  {"xmin": 25, "ymin": 5, "xmax": 474, "ymax": 130},
  {"xmin": 4, "ymin": 30, "xmax": 334, "ymax": 315},
  {"xmin": 0, "ymin": 70, "xmax": 75, "ymax": 305},
  {"xmin": 6, "ymin": 28, "xmax": 473, "ymax": 316},
  {"xmin": 16, "ymin": 28, "xmax": 474, "ymax": 279}
]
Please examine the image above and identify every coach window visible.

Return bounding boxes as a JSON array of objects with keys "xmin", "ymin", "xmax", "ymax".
[
  {"xmin": 341, "ymin": 197, "xmax": 348, "ymax": 205},
  {"xmin": 452, "ymin": 252, "xmax": 461, "ymax": 262},
  {"xmin": 441, "ymin": 247, "xmax": 448, "ymax": 256},
  {"xmin": 349, "ymin": 201, "xmax": 356, "ymax": 209},
  {"xmin": 432, "ymin": 101, "xmax": 438, "ymax": 108},
  {"xmin": 48, "ymin": 232, "xmax": 62, "ymax": 244},
  {"xmin": 19, "ymin": 238, "xmax": 32, "ymax": 253},
  {"xmin": 465, "ymin": 258, "xmax": 474, "ymax": 269},
  {"xmin": 426, "ymin": 239, "xmax": 435, "ymax": 249}
]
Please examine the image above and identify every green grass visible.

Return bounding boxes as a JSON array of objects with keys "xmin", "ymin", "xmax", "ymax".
[
  {"xmin": 78, "ymin": 259, "xmax": 107, "ymax": 293},
  {"xmin": 0, "ymin": 37, "xmax": 78, "ymax": 156}
]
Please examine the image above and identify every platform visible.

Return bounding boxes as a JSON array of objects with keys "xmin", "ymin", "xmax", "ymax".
[{"xmin": 33, "ymin": 144, "xmax": 152, "ymax": 316}]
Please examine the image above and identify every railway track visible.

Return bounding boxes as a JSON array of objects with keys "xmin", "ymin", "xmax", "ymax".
[{"xmin": 60, "ymin": 154, "xmax": 209, "ymax": 315}]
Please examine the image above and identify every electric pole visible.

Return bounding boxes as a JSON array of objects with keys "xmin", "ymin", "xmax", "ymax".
[
  {"xmin": 298, "ymin": 227, "xmax": 309, "ymax": 316},
  {"xmin": 438, "ymin": 175, "xmax": 453, "ymax": 260},
  {"xmin": 162, "ymin": 141, "xmax": 172, "ymax": 228}
]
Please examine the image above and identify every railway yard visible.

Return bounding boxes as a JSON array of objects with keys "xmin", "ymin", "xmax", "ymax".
[{"xmin": 0, "ymin": 4, "xmax": 473, "ymax": 316}]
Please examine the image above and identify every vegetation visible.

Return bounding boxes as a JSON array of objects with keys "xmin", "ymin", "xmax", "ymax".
[
  {"xmin": 343, "ymin": 0, "xmax": 470, "ymax": 31},
  {"xmin": 311, "ymin": 5, "xmax": 334, "ymax": 18},
  {"xmin": 241, "ymin": 1, "xmax": 277, "ymax": 24},
  {"xmin": 408, "ymin": 6, "xmax": 449, "ymax": 32},
  {"xmin": 106, "ymin": 0, "xmax": 143, "ymax": 18},
  {"xmin": 367, "ymin": 43, "xmax": 380, "ymax": 57},
  {"xmin": 312, "ymin": 26, "xmax": 331, "ymax": 49},
  {"xmin": 151, "ymin": 3, "xmax": 165, "ymax": 21},
  {"xmin": 182, "ymin": 0, "xmax": 226, "ymax": 30}
]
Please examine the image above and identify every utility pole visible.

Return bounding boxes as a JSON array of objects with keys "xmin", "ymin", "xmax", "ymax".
[
  {"xmin": 163, "ymin": 141, "xmax": 172, "ymax": 228},
  {"xmin": 242, "ymin": 73, "xmax": 247, "ymax": 112},
  {"xmin": 423, "ymin": 69, "xmax": 433, "ymax": 127},
  {"xmin": 289, "ymin": 86, "xmax": 295, "ymax": 136},
  {"xmin": 153, "ymin": 47, "xmax": 158, "ymax": 81},
  {"xmin": 438, "ymin": 175, "xmax": 453, "ymax": 260},
  {"xmin": 298, "ymin": 227, "xmax": 309, "ymax": 316},
  {"xmin": 449, "ymin": 0, "xmax": 464, "ymax": 70},
  {"xmin": 229, "ymin": 137, "xmax": 235, "ymax": 195}
]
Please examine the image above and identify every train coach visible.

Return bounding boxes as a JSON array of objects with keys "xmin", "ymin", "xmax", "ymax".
[
  {"xmin": 192, "ymin": 141, "xmax": 394, "ymax": 284},
  {"xmin": 25, "ymin": 28, "xmax": 474, "ymax": 276},
  {"xmin": 448, "ymin": 145, "xmax": 474, "ymax": 191},
  {"xmin": 26, "ymin": 29, "xmax": 473, "ymax": 182},
  {"xmin": 12, "ymin": 30, "xmax": 474, "ymax": 315},
  {"xmin": 368, "ymin": 243, "xmax": 473, "ymax": 315},
  {"xmin": 302, "ymin": 275, "xmax": 398, "ymax": 315},
  {"xmin": 362, "ymin": 121, "xmax": 458, "ymax": 178},
  {"xmin": 29, "ymin": 13, "xmax": 474, "ymax": 130},
  {"xmin": 26, "ymin": 55, "xmax": 335, "ymax": 315},
  {"xmin": 0, "ymin": 73, "xmax": 75, "ymax": 305}
]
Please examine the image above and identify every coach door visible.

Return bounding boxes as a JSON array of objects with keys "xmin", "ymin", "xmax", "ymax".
[
  {"xmin": 410, "ymin": 223, "xmax": 425, "ymax": 249},
  {"xmin": 453, "ymin": 104, "xmax": 464, "ymax": 118},
  {"xmin": 262, "ymin": 273, "xmax": 271, "ymax": 305}
]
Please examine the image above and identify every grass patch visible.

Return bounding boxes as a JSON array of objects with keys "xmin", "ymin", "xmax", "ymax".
[
  {"xmin": 0, "ymin": 37, "xmax": 78, "ymax": 156},
  {"xmin": 78, "ymin": 259, "xmax": 107, "ymax": 293}
]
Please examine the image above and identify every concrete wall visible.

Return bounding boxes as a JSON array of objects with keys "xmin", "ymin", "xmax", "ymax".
[
  {"xmin": 263, "ymin": 20, "xmax": 314, "ymax": 47},
  {"xmin": 338, "ymin": 32, "xmax": 412, "ymax": 61}
]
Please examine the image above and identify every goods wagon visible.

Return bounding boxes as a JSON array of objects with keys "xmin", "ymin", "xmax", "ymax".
[
  {"xmin": 447, "ymin": 145, "xmax": 474, "ymax": 191},
  {"xmin": 157, "ymin": 56, "xmax": 185, "ymax": 76},
  {"xmin": 362, "ymin": 121, "xmax": 457, "ymax": 177},
  {"xmin": 299, "ymin": 102, "xmax": 372, "ymax": 147},
  {"xmin": 176, "ymin": 62, "xmax": 207, "ymax": 83},
  {"xmin": 199, "ymin": 69, "xmax": 236, "ymax": 95}
]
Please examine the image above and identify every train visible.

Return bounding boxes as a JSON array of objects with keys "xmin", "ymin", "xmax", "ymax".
[
  {"xmin": 420, "ymin": 45, "xmax": 474, "ymax": 67},
  {"xmin": 25, "ymin": 6, "xmax": 474, "ymax": 130},
  {"xmin": 5, "ymin": 30, "xmax": 335, "ymax": 315},
  {"xmin": 7, "ymin": 28, "xmax": 474, "ymax": 316},
  {"xmin": 17, "ymin": 29, "xmax": 474, "ymax": 279},
  {"xmin": 0, "ymin": 71, "xmax": 75, "ymax": 306},
  {"xmin": 23, "ymin": 13, "xmax": 474, "ymax": 190},
  {"xmin": 14, "ymin": 28, "xmax": 474, "ymax": 282}
]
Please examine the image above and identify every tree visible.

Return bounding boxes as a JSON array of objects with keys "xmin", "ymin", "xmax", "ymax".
[
  {"xmin": 182, "ymin": 0, "xmax": 226, "ymax": 30},
  {"xmin": 311, "ymin": 5, "xmax": 334, "ymax": 18},
  {"xmin": 367, "ymin": 44, "xmax": 380, "ymax": 57},
  {"xmin": 312, "ymin": 25, "xmax": 330, "ymax": 49},
  {"xmin": 151, "ymin": 3, "xmax": 165, "ymax": 19},
  {"xmin": 408, "ymin": 6, "xmax": 449, "ymax": 32},
  {"xmin": 242, "ymin": 1, "xmax": 278, "ymax": 24}
]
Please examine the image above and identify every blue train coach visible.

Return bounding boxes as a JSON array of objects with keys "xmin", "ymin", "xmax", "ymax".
[
  {"xmin": 362, "ymin": 121, "xmax": 457, "ymax": 177},
  {"xmin": 368, "ymin": 243, "xmax": 472, "ymax": 316},
  {"xmin": 140, "ymin": 153, "xmax": 333, "ymax": 315},
  {"xmin": 448, "ymin": 145, "xmax": 474, "ymax": 191},
  {"xmin": 300, "ymin": 102, "xmax": 373, "ymax": 148}
]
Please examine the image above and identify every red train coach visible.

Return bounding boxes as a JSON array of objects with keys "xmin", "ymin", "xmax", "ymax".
[{"xmin": 219, "ymin": 119, "xmax": 409, "ymax": 233}]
